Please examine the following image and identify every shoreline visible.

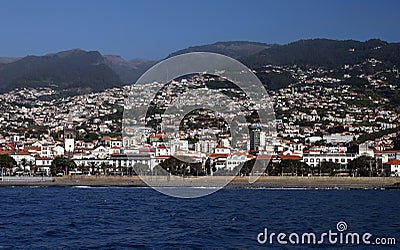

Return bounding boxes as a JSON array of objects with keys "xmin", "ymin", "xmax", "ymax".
[{"xmin": 1, "ymin": 176, "xmax": 400, "ymax": 189}]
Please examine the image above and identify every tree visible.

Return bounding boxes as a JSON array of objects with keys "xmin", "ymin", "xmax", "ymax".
[
  {"xmin": 319, "ymin": 161, "xmax": 341, "ymax": 176},
  {"xmin": 20, "ymin": 158, "xmax": 28, "ymax": 174},
  {"xmin": 394, "ymin": 137, "xmax": 400, "ymax": 150},
  {"xmin": 278, "ymin": 159, "xmax": 311, "ymax": 176},
  {"xmin": 234, "ymin": 159, "xmax": 255, "ymax": 176},
  {"xmin": 159, "ymin": 156, "xmax": 203, "ymax": 176},
  {"xmin": 133, "ymin": 163, "xmax": 150, "ymax": 175},
  {"xmin": 347, "ymin": 156, "xmax": 377, "ymax": 177},
  {"xmin": 0, "ymin": 154, "xmax": 17, "ymax": 175},
  {"xmin": 205, "ymin": 158, "xmax": 211, "ymax": 175},
  {"xmin": 89, "ymin": 162, "xmax": 97, "ymax": 175},
  {"xmin": 51, "ymin": 156, "xmax": 77, "ymax": 176},
  {"xmin": 28, "ymin": 160, "xmax": 36, "ymax": 174},
  {"xmin": 100, "ymin": 162, "xmax": 110, "ymax": 175}
]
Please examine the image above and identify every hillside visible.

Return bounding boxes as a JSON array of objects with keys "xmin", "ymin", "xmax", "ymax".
[
  {"xmin": 103, "ymin": 55, "xmax": 156, "ymax": 84},
  {"xmin": 0, "ymin": 39, "xmax": 399, "ymax": 95},
  {"xmin": 243, "ymin": 39, "xmax": 400, "ymax": 68},
  {"xmin": 0, "ymin": 49, "xmax": 122, "ymax": 95},
  {"xmin": 167, "ymin": 41, "xmax": 272, "ymax": 60}
]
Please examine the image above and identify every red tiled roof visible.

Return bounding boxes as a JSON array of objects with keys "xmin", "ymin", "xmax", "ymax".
[
  {"xmin": 257, "ymin": 154, "xmax": 274, "ymax": 160},
  {"xmin": 25, "ymin": 146, "xmax": 41, "ymax": 151},
  {"xmin": 35, "ymin": 157, "xmax": 53, "ymax": 160},
  {"xmin": 386, "ymin": 159, "xmax": 400, "ymax": 165},
  {"xmin": 139, "ymin": 149, "xmax": 155, "ymax": 153},
  {"xmin": 75, "ymin": 147, "xmax": 94, "ymax": 151},
  {"xmin": 374, "ymin": 150, "xmax": 400, "ymax": 154},
  {"xmin": 278, "ymin": 155, "xmax": 302, "ymax": 160},
  {"xmin": 230, "ymin": 152, "xmax": 250, "ymax": 157},
  {"xmin": 209, "ymin": 153, "xmax": 229, "ymax": 158},
  {"xmin": 155, "ymin": 155, "xmax": 170, "ymax": 159}
]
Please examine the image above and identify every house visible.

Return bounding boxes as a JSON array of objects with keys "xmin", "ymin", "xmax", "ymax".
[
  {"xmin": 209, "ymin": 145, "xmax": 231, "ymax": 170},
  {"xmin": 225, "ymin": 152, "xmax": 252, "ymax": 171},
  {"xmin": 93, "ymin": 146, "xmax": 108, "ymax": 159},
  {"xmin": 52, "ymin": 145, "xmax": 65, "ymax": 156},
  {"xmin": 384, "ymin": 159, "xmax": 400, "ymax": 177},
  {"xmin": 109, "ymin": 146, "xmax": 121, "ymax": 155},
  {"xmin": 35, "ymin": 157, "xmax": 53, "ymax": 175},
  {"xmin": 156, "ymin": 144, "xmax": 170, "ymax": 157},
  {"xmin": 10, "ymin": 153, "xmax": 35, "ymax": 171},
  {"xmin": 302, "ymin": 152, "xmax": 356, "ymax": 167}
]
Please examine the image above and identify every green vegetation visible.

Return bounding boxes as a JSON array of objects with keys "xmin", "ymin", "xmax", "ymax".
[
  {"xmin": 356, "ymin": 127, "xmax": 399, "ymax": 144},
  {"xmin": 159, "ymin": 156, "xmax": 204, "ymax": 176},
  {"xmin": 347, "ymin": 156, "xmax": 381, "ymax": 177},
  {"xmin": 51, "ymin": 156, "xmax": 77, "ymax": 176},
  {"xmin": 0, "ymin": 154, "xmax": 17, "ymax": 174},
  {"xmin": 256, "ymin": 71, "xmax": 295, "ymax": 90},
  {"xmin": 0, "ymin": 49, "xmax": 122, "ymax": 95}
]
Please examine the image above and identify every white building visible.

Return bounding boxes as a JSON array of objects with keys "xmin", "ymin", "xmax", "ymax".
[
  {"xmin": 195, "ymin": 140, "xmax": 217, "ymax": 154},
  {"xmin": 302, "ymin": 153, "xmax": 357, "ymax": 168},
  {"xmin": 92, "ymin": 146, "xmax": 108, "ymax": 159},
  {"xmin": 384, "ymin": 159, "xmax": 400, "ymax": 177},
  {"xmin": 156, "ymin": 144, "xmax": 170, "ymax": 156},
  {"xmin": 11, "ymin": 153, "xmax": 35, "ymax": 168},
  {"xmin": 225, "ymin": 152, "xmax": 252, "ymax": 171}
]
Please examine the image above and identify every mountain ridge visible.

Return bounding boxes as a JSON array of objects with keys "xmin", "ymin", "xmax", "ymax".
[{"xmin": 1, "ymin": 39, "xmax": 400, "ymax": 95}]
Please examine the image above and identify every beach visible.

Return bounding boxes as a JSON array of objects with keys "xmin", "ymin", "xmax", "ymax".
[{"xmin": 1, "ymin": 176, "xmax": 400, "ymax": 189}]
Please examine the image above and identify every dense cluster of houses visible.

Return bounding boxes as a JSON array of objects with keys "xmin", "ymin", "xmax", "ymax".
[
  {"xmin": 1, "ymin": 60, "xmax": 400, "ymax": 177},
  {"xmin": 1, "ymin": 123, "xmax": 400, "ymax": 177}
]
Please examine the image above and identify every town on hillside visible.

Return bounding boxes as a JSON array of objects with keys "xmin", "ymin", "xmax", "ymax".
[{"xmin": 1, "ymin": 59, "xmax": 400, "ymax": 178}]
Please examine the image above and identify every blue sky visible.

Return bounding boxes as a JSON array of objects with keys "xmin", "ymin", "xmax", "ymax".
[{"xmin": 0, "ymin": 0, "xmax": 399, "ymax": 60}]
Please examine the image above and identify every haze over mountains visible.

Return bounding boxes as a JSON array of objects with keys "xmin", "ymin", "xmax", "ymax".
[{"xmin": 0, "ymin": 39, "xmax": 399, "ymax": 95}]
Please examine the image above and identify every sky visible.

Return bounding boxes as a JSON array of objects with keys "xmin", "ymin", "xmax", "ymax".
[{"xmin": 0, "ymin": 0, "xmax": 399, "ymax": 60}]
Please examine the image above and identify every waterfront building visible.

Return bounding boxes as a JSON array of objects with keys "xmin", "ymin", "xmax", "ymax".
[{"xmin": 302, "ymin": 152, "xmax": 357, "ymax": 168}]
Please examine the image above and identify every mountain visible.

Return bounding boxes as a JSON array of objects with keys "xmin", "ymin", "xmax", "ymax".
[
  {"xmin": 242, "ymin": 39, "xmax": 400, "ymax": 68},
  {"xmin": 103, "ymin": 55, "xmax": 156, "ymax": 84},
  {"xmin": 167, "ymin": 41, "xmax": 272, "ymax": 60},
  {"xmin": 0, "ymin": 49, "xmax": 122, "ymax": 95},
  {"xmin": 1, "ymin": 39, "xmax": 400, "ymax": 95},
  {"xmin": 0, "ymin": 57, "xmax": 21, "ymax": 64}
]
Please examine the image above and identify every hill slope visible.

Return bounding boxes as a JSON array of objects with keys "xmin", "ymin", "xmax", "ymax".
[
  {"xmin": 103, "ymin": 55, "xmax": 156, "ymax": 84},
  {"xmin": 0, "ymin": 39, "xmax": 399, "ymax": 95},
  {"xmin": 243, "ymin": 39, "xmax": 400, "ymax": 68},
  {"xmin": 167, "ymin": 41, "xmax": 272, "ymax": 60},
  {"xmin": 0, "ymin": 49, "xmax": 122, "ymax": 95}
]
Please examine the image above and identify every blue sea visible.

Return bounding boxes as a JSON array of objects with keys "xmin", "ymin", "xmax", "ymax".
[{"xmin": 0, "ymin": 187, "xmax": 399, "ymax": 249}]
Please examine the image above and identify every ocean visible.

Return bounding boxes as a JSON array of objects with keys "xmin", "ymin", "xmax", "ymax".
[{"xmin": 0, "ymin": 187, "xmax": 399, "ymax": 249}]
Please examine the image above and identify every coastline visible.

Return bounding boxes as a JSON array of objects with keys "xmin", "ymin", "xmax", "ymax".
[{"xmin": 1, "ymin": 176, "xmax": 400, "ymax": 189}]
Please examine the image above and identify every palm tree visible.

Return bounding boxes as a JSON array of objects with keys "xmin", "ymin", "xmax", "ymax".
[
  {"xmin": 78, "ymin": 163, "xmax": 85, "ymax": 174},
  {"xmin": 89, "ymin": 162, "xmax": 97, "ymax": 175},
  {"xmin": 100, "ymin": 162, "xmax": 108, "ymax": 175},
  {"xmin": 28, "ymin": 160, "xmax": 35, "ymax": 175},
  {"xmin": 20, "ymin": 158, "xmax": 28, "ymax": 174}
]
